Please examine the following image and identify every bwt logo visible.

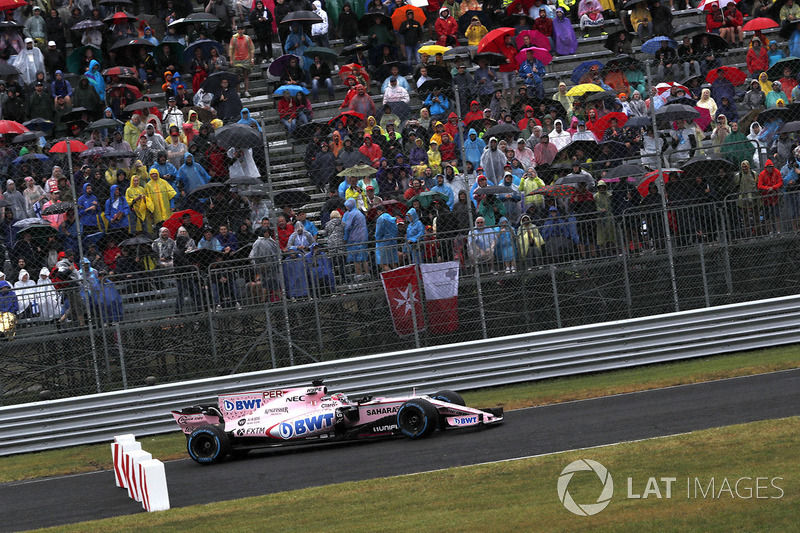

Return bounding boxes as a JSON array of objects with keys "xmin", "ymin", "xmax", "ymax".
[
  {"xmin": 453, "ymin": 416, "xmax": 478, "ymax": 425},
  {"xmin": 557, "ymin": 459, "xmax": 614, "ymax": 516},
  {"xmin": 222, "ymin": 398, "xmax": 263, "ymax": 412},
  {"xmin": 278, "ymin": 413, "xmax": 335, "ymax": 439}
]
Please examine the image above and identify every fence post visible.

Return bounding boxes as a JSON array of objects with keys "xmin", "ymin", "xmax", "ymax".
[
  {"xmin": 408, "ymin": 283, "xmax": 421, "ymax": 349},
  {"xmin": 621, "ymin": 238, "xmax": 633, "ymax": 319},
  {"xmin": 264, "ymin": 302, "xmax": 277, "ymax": 368},
  {"xmin": 309, "ymin": 258, "xmax": 324, "ymax": 351},
  {"xmin": 202, "ymin": 274, "xmax": 219, "ymax": 366},
  {"xmin": 115, "ymin": 322, "xmax": 128, "ymax": 389},
  {"xmin": 699, "ymin": 242, "xmax": 710, "ymax": 308},
  {"xmin": 718, "ymin": 203, "xmax": 734, "ymax": 297},
  {"xmin": 550, "ymin": 264, "xmax": 562, "ymax": 329}
]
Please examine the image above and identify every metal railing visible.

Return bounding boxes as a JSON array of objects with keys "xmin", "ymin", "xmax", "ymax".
[{"xmin": 1, "ymin": 292, "xmax": 800, "ymax": 456}]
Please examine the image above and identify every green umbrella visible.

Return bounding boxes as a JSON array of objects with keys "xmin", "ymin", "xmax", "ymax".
[
  {"xmin": 303, "ymin": 46, "xmax": 338, "ymax": 64},
  {"xmin": 67, "ymin": 46, "xmax": 102, "ymax": 74},
  {"xmin": 338, "ymin": 162, "xmax": 377, "ymax": 177},
  {"xmin": 406, "ymin": 191, "xmax": 448, "ymax": 209}
]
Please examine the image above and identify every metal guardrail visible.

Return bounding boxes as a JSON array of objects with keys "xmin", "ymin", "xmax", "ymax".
[{"xmin": 2, "ymin": 293, "xmax": 800, "ymax": 457}]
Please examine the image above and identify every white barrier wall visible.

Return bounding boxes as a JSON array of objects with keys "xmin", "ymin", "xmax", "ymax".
[{"xmin": 112, "ymin": 435, "xmax": 170, "ymax": 512}]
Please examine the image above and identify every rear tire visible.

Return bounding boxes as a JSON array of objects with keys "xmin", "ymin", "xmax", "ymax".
[
  {"xmin": 187, "ymin": 425, "xmax": 230, "ymax": 464},
  {"xmin": 397, "ymin": 399, "xmax": 438, "ymax": 439},
  {"xmin": 430, "ymin": 389, "xmax": 465, "ymax": 406}
]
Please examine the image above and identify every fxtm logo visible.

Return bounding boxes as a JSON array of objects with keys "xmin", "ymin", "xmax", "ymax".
[
  {"xmin": 278, "ymin": 413, "xmax": 335, "ymax": 439},
  {"xmin": 557, "ymin": 459, "xmax": 614, "ymax": 516}
]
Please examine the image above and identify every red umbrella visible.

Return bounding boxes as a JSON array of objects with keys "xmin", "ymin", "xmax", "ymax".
[
  {"xmin": 638, "ymin": 169, "xmax": 681, "ymax": 197},
  {"xmin": 49, "ymin": 139, "xmax": 89, "ymax": 153},
  {"xmin": 705, "ymin": 65, "xmax": 746, "ymax": 86},
  {"xmin": 655, "ymin": 81, "xmax": 691, "ymax": 95},
  {"xmin": 391, "ymin": 5, "xmax": 425, "ymax": 30},
  {"xmin": 514, "ymin": 46, "xmax": 552, "ymax": 66},
  {"xmin": 590, "ymin": 112, "xmax": 628, "ymax": 137},
  {"xmin": 367, "ymin": 199, "xmax": 408, "ymax": 221},
  {"xmin": 0, "ymin": 0, "xmax": 25, "ymax": 11},
  {"xmin": 0, "ymin": 120, "xmax": 28, "ymax": 135},
  {"xmin": 477, "ymin": 27, "xmax": 515, "ymax": 54},
  {"xmin": 328, "ymin": 110, "xmax": 365, "ymax": 126},
  {"xmin": 694, "ymin": 106, "xmax": 712, "ymax": 131},
  {"xmin": 527, "ymin": 184, "xmax": 576, "ymax": 198},
  {"xmin": 743, "ymin": 17, "xmax": 779, "ymax": 31},
  {"xmin": 102, "ymin": 66, "xmax": 137, "ymax": 77},
  {"xmin": 106, "ymin": 83, "xmax": 143, "ymax": 99},
  {"xmin": 104, "ymin": 11, "xmax": 137, "ymax": 23},
  {"xmin": 338, "ymin": 63, "xmax": 370, "ymax": 86},
  {"xmin": 515, "ymin": 30, "xmax": 549, "ymax": 51},
  {"xmin": 163, "ymin": 209, "xmax": 204, "ymax": 238}
]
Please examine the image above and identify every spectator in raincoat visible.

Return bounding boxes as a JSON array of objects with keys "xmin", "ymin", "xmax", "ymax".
[
  {"xmin": 495, "ymin": 217, "xmax": 516, "ymax": 272},
  {"xmin": 85, "ymin": 58, "xmax": 105, "ymax": 99},
  {"xmin": 144, "ymin": 168, "xmax": 177, "ymax": 226},
  {"xmin": 404, "ymin": 206, "xmax": 425, "ymax": 263},
  {"xmin": 0, "ymin": 280, "xmax": 19, "ymax": 315},
  {"xmin": 76, "ymin": 183, "xmax": 101, "ymax": 231},
  {"xmin": 125, "ymin": 174, "xmax": 154, "ymax": 233},
  {"xmin": 175, "ymin": 153, "xmax": 211, "ymax": 193},
  {"xmin": 374, "ymin": 204, "xmax": 399, "ymax": 270},
  {"xmin": 36, "ymin": 267, "xmax": 61, "ymax": 321},
  {"xmin": 342, "ymin": 198, "xmax": 370, "ymax": 279},
  {"xmin": 517, "ymin": 214, "xmax": 544, "ymax": 265},
  {"xmin": 105, "ymin": 184, "xmax": 130, "ymax": 233},
  {"xmin": 468, "ymin": 216, "xmax": 497, "ymax": 271}
]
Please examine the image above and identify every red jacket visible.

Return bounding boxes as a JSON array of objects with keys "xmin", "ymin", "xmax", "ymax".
[
  {"xmin": 746, "ymin": 46, "xmax": 769, "ymax": 74},
  {"xmin": 277, "ymin": 98, "xmax": 297, "ymax": 120},
  {"xmin": 359, "ymin": 142, "xmax": 382, "ymax": 167},
  {"xmin": 498, "ymin": 42, "xmax": 519, "ymax": 73},
  {"xmin": 757, "ymin": 167, "xmax": 783, "ymax": 205},
  {"xmin": 723, "ymin": 8, "xmax": 742, "ymax": 28},
  {"xmin": 439, "ymin": 140, "xmax": 457, "ymax": 161},
  {"xmin": 434, "ymin": 16, "xmax": 458, "ymax": 39},
  {"xmin": 705, "ymin": 11, "xmax": 723, "ymax": 32}
]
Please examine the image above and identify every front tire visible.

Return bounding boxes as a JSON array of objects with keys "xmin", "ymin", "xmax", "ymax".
[
  {"xmin": 397, "ymin": 399, "xmax": 438, "ymax": 439},
  {"xmin": 430, "ymin": 389, "xmax": 465, "ymax": 406},
  {"xmin": 187, "ymin": 425, "xmax": 230, "ymax": 464}
]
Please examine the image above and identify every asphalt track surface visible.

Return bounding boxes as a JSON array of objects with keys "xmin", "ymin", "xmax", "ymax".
[{"xmin": 2, "ymin": 369, "xmax": 799, "ymax": 532}]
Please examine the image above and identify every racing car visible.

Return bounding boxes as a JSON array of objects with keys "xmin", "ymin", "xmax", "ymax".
[{"xmin": 171, "ymin": 380, "xmax": 504, "ymax": 464}]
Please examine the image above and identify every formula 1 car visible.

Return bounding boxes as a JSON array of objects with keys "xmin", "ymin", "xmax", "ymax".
[{"xmin": 171, "ymin": 380, "xmax": 504, "ymax": 464}]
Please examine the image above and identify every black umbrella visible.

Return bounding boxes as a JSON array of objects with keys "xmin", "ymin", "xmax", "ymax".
[
  {"xmin": 359, "ymin": 12, "xmax": 391, "ymax": 32},
  {"xmin": 624, "ymin": 116, "xmax": 652, "ymax": 129},
  {"xmin": 200, "ymin": 70, "xmax": 240, "ymax": 94},
  {"xmin": 16, "ymin": 223, "xmax": 58, "ymax": 239},
  {"xmin": 294, "ymin": 120, "xmax": 331, "ymax": 142},
  {"xmin": 61, "ymin": 107, "xmax": 90, "ymax": 123},
  {"xmin": 443, "ymin": 46, "xmax": 472, "ymax": 61},
  {"xmin": 559, "ymin": 139, "xmax": 599, "ymax": 157},
  {"xmin": 42, "ymin": 201, "xmax": 76, "ymax": 216},
  {"xmin": 12, "ymin": 131, "xmax": 45, "ymax": 143},
  {"xmin": 0, "ymin": 198, "xmax": 11, "ymax": 208},
  {"xmin": 110, "ymin": 37, "xmax": 155, "ymax": 51},
  {"xmin": 484, "ymin": 123, "xmax": 521, "ymax": 138},
  {"xmin": 757, "ymin": 107, "xmax": 793, "ymax": 124},
  {"xmin": 0, "ymin": 20, "xmax": 22, "ymax": 29},
  {"xmin": 339, "ymin": 42, "xmax": 370, "ymax": 57},
  {"xmin": 778, "ymin": 121, "xmax": 800, "ymax": 134},
  {"xmin": 417, "ymin": 78, "xmax": 450, "ymax": 93},
  {"xmin": 664, "ymin": 96, "xmax": 697, "ymax": 107},
  {"xmin": 185, "ymin": 248, "xmax": 224, "ymax": 268},
  {"xmin": 602, "ymin": 54, "xmax": 637, "ymax": 72},
  {"xmin": 215, "ymin": 123, "xmax": 262, "ymax": 149},
  {"xmin": 185, "ymin": 12, "xmax": 219, "ymax": 23},
  {"xmin": 0, "ymin": 62, "xmax": 19, "ymax": 77},
  {"xmin": 691, "ymin": 33, "xmax": 728, "ymax": 52},
  {"xmin": 283, "ymin": 10, "xmax": 323, "ymax": 24},
  {"xmin": 604, "ymin": 30, "xmax": 635, "ymax": 52},
  {"xmin": 603, "ymin": 164, "xmax": 647, "ymax": 182},
  {"xmin": 424, "ymin": 64, "xmax": 451, "ymax": 81},
  {"xmin": 71, "ymin": 19, "xmax": 105, "ymax": 31},
  {"xmin": 680, "ymin": 155, "xmax": 737, "ymax": 176},
  {"xmin": 185, "ymin": 183, "xmax": 228, "ymax": 203},
  {"xmin": 555, "ymin": 173, "xmax": 595, "ymax": 186},
  {"xmin": 767, "ymin": 57, "xmax": 800, "ymax": 80},
  {"xmin": 474, "ymin": 185, "xmax": 516, "ymax": 196},
  {"xmin": 503, "ymin": 13, "xmax": 534, "ymax": 27},
  {"xmin": 373, "ymin": 61, "xmax": 411, "ymax": 82},
  {"xmin": 379, "ymin": 101, "xmax": 412, "ymax": 121},
  {"xmin": 656, "ymin": 104, "xmax": 700, "ymax": 123},
  {"xmin": 622, "ymin": 0, "xmax": 646, "ymax": 7},
  {"xmin": 237, "ymin": 186, "xmax": 272, "ymax": 197},
  {"xmin": 584, "ymin": 90, "xmax": 618, "ymax": 103},
  {"xmin": 673, "ymin": 22, "xmax": 705, "ymax": 39},
  {"xmin": 225, "ymin": 176, "xmax": 262, "ymax": 185},
  {"xmin": 124, "ymin": 100, "xmax": 160, "ymax": 112},
  {"xmin": 457, "ymin": 10, "xmax": 491, "ymax": 33},
  {"xmin": 86, "ymin": 118, "xmax": 125, "ymax": 131},
  {"xmin": 473, "ymin": 52, "xmax": 506, "ymax": 66},
  {"xmin": 103, "ymin": 149, "xmax": 136, "ymax": 158},
  {"xmin": 274, "ymin": 189, "xmax": 312, "ymax": 207}
]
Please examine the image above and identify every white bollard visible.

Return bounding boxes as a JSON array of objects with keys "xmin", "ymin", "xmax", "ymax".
[
  {"xmin": 137, "ymin": 459, "xmax": 171, "ymax": 512},
  {"xmin": 111, "ymin": 436, "xmax": 141, "ymax": 488},
  {"xmin": 124, "ymin": 450, "xmax": 152, "ymax": 501}
]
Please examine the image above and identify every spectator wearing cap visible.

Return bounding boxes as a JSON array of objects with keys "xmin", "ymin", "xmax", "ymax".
[
  {"xmin": 383, "ymin": 77, "xmax": 410, "ymax": 105},
  {"xmin": 28, "ymin": 81, "xmax": 53, "ymax": 121}
]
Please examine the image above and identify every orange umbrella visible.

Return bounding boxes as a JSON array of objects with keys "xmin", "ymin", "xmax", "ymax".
[
  {"xmin": 391, "ymin": 5, "xmax": 425, "ymax": 30},
  {"xmin": 743, "ymin": 17, "xmax": 779, "ymax": 31},
  {"xmin": 338, "ymin": 63, "xmax": 370, "ymax": 86},
  {"xmin": 477, "ymin": 27, "xmax": 515, "ymax": 54}
]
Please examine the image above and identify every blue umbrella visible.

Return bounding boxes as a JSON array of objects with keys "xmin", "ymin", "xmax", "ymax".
[
  {"xmin": 13, "ymin": 153, "xmax": 49, "ymax": 163},
  {"xmin": 571, "ymin": 60, "xmax": 605, "ymax": 84},
  {"xmin": 182, "ymin": 39, "xmax": 224, "ymax": 65},
  {"xmin": 274, "ymin": 84, "xmax": 310, "ymax": 96},
  {"xmin": 641, "ymin": 36, "xmax": 678, "ymax": 54}
]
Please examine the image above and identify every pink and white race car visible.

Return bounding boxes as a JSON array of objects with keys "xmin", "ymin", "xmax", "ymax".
[{"xmin": 172, "ymin": 380, "xmax": 504, "ymax": 464}]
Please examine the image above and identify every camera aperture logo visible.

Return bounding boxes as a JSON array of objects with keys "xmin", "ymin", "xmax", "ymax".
[{"xmin": 557, "ymin": 459, "xmax": 614, "ymax": 516}]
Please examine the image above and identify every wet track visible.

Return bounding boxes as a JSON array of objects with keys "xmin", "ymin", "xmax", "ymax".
[{"xmin": 2, "ymin": 369, "xmax": 799, "ymax": 532}]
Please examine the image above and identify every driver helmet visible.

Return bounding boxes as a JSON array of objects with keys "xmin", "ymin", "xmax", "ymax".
[{"xmin": 330, "ymin": 392, "xmax": 349, "ymax": 404}]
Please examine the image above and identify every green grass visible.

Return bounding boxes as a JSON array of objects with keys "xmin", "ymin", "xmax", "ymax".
[
  {"xmin": 3, "ymin": 344, "xmax": 799, "ymax": 484},
  {"xmin": 35, "ymin": 416, "xmax": 800, "ymax": 533}
]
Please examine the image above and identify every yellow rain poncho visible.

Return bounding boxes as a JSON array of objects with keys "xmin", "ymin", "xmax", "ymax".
[
  {"xmin": 144, "ymin": 168, "xmax": 177, "ymax": 224},
  {"xmin": 125, "ymin": 174, "xmax": 154, "ymax": 233}
]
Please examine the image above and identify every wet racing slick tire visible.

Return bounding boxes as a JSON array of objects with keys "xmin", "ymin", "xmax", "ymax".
[
  {"xmin": 430, "ymin": 389, "xmax": 465, "ymax": 406},
  {"xmin": 187, "ymin": 425, "xmax": 230, "ymax": 464},
  {"xmin": 397, "ymin": 399, "xmax": 438, "ymax": 439}
]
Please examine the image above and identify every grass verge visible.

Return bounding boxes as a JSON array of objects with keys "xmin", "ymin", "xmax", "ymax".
[
  {"xmin": 37, "ymin": 416, "xmax": 800, "ymax": 533},
  {"xmin": 3, "ymin": 344, "xmax": 799, "ymax": 484}
]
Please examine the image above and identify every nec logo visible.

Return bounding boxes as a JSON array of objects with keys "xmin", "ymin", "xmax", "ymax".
[
  {"xmin": 278, "ymin": 413, "xmax": 335, "ymax": 439},
  {"xmin": 222, "ymin": 398, "xmax": 263, "ymax": 412},
  {"xmin": 286, "ymin": 395, "xmax": 305, "ymax": 402}
]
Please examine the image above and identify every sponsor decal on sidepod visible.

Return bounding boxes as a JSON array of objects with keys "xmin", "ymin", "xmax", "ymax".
[{"xmin": 273, "ymin": 413, "xmax": 336, "ymax": 439}]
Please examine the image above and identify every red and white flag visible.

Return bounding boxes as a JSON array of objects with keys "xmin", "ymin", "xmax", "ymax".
[
  {"xmin": 381, "ymin": 265, "xmax": 425, "ymax": 337},
  {"xmin": 420, "ymin": 261, "xmax": 459, "ymax": 334}
]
